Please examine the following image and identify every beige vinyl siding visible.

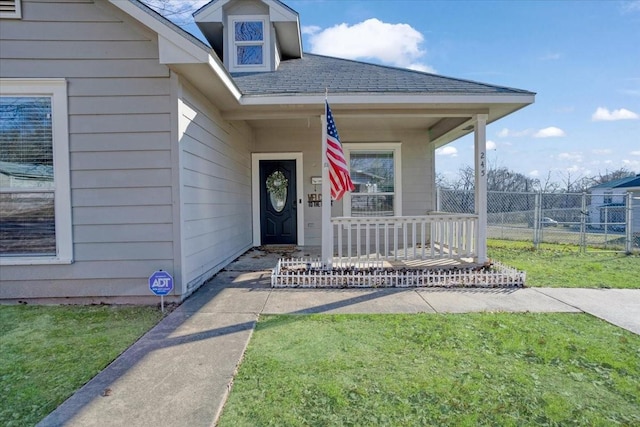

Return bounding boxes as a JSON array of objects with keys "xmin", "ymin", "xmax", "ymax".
[
  {"xmin": 178, "ymin": 80, "xmax": 253, "ymax": 292},
  {"xmin": 0, "ymin": 0, "xmax": 176, "ymax": 302},
  {"xmin": 399, "ymin": 132, "xmax": 433, "ymax": 214}
]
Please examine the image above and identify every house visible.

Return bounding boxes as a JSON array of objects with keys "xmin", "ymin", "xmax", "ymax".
[
  {"xmin": 588, "ymin": 174, "xmax": 640, "ymax": 233},
  {"xmin": 0, "ymin": 0, "xmax": 534, "ymax": 303}
]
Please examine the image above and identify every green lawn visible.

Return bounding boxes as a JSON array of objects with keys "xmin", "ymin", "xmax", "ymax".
[
  {"xmin": 219, "ymin": 313, "xmax": 640, "ymax": 426},
  {"xmin": 0, "ymin": 305, "xmax": 163, "ymax": 426},
  {"xmin": 488, "ymin": 239, "xmax": 640, "ymax": 288},
  {"xmin": 2, "ymin": 242, "xmax": 638, "ymax": 425}
]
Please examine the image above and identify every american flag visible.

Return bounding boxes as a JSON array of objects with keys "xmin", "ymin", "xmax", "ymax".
[{"xmin": 325, "ymin": 101, "xmax": 355, "ymax": 200}]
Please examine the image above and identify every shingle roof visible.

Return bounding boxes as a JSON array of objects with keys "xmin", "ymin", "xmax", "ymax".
[
  {"xmin": 231, "ymin": 53, "xmax": 534, "ymax": 96},
  {"xmin": 591, "ymin": 175, "xmax": 640, "ymax": 190}
]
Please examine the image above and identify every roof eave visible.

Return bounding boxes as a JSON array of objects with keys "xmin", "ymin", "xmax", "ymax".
[
  {"xmin": 237, "ymin": 92, "xmax": 535, "ymax": 107},
  {"xmin": 108, "ymin": 0, "xmax": 242, "ymax": 102}
]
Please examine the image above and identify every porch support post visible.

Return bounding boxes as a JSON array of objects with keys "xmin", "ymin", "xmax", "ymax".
[
  {"xmin": 474, "ymin": 114, "xmax": 488, "ymax": 264},
  {"xmin": 321, "ymin": 113, "xmax": 333, "ymax": 268}
]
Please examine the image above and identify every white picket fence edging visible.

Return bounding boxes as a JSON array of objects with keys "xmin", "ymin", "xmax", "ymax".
[{"xmin": 271, "ymin": 258, "xmax": 526, "ymax": 288}]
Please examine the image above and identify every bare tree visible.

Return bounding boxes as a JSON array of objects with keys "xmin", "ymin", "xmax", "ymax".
[
  {"xmin": 592, "ymin": 168, "xmax": 635, "ymax": 185},
  {"xmin": 447, "ymin": 166, "xmax": 539, "ymax": 192},
  {"xmin": 487, "ymin": 167, "xmax": 538, "ymax": 192},
  {"xmin": 449, "ymin": 166, "xmax": 475, "ymax": 191},
  {"xmin": 534, "ymin": 171, "xmax": 560, "ymax": 193},
  {"xmin": 142, "ymin": 0, "xmax": 205, "ymax": 25},
  {"xmin": 435, "ymin": 172, "xmax": 450, "ymax": 189},
  {"xmin": 557, "ymin": 170, "xmax": 591, "ymax": 193},
  {"xmin": 442, "ymin": 165, "xmax": 638, "ymax": 194}
]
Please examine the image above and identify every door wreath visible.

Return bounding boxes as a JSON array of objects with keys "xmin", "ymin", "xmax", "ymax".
[{"xmin": 266, "ymin": 170, "xmax": 288, "ymax": 201}]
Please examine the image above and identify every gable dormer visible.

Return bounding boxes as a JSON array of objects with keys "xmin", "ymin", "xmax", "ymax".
[{"xmin": 194, "ymin": 0, "xmax": 302, "ymax": 73}]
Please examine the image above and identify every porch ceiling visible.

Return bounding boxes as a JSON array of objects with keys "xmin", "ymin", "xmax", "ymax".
[
  {"xmin": 222, "ymin": 101, "xmax": 526, "ymax": 147},
  {"xmin": 246, "ymin": 115, "xmax": 443, "ymax": 132}
]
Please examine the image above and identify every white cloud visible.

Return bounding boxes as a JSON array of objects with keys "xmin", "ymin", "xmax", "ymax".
[
  {"xmin": 554, "ymin": 165, "xmax": 593, "ymax": 176},
  {"xmin": 306, "ymin": 18, "xmax": 435, "ymax": 72},
  {"xmin": 623, "ymin": 159, "xmax": 640, "ymax": 168},
  {"xmin": 558, "ymin": 152, "xmax": 583, "ymax": 162},
  {"xmin": 407, "ymin": 63, "xmax": 436, "ymax": 73},
  {"xmin": 498, "ymin": 127, "xmax": 566, "ymax": 138},
  {"xmin": 591, "ymin": 107, "xmax": 639, "ymax": 121},
  {"xmin": 566, "ymin": 165, "xmax": 582, "ymax": 173},
  {"xmin": 592, "ymin": 149, "xmax": 612, "ymax": 155},
  {"xmin": 302, "ymin": 25, "xmax": 321, "ymax": 35},
  {"xmin": 534, "ymin": 127, "xmax": 566, "ymax": 138},
  {"xmin": 529, "ymin": 170, "xmax": 540, "ymax": 177},
  {"xmin": 436, "ymin": 146, "xmax": 458, "ymax": 157},
  {"xmin": 631, "ymin": 151, "xmax": 640, "ymax": 156},
  {"xmin": 497, "ymin": 128, "xmax": 532, "ymax": 138},
  {"xmin": 486, "ymin": 140, "xmax": 497, "ymax": 150}
]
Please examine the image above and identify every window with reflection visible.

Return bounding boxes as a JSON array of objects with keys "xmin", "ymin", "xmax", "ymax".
[
  {"xmin": 234, "ymin": 20, "xmax": 264, "ymax": 66},
  {"xmin": 349, "ymin": 150, "xmax": 396, "ymax": 217},
  {"xmin": 0, "ymin": 96, "xmax": 56, "ymax": 255},
  {"xmin": 0, "ymin": 78, "xmax": 71, "ymax": 263}
]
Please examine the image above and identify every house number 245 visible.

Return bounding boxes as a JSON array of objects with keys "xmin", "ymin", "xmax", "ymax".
[{"xmin": 480, "ymin": 151, "xmax": 486, "ymax": 176}]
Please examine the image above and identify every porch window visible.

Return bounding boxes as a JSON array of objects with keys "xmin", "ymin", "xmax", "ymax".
[
  {"xmin": 230, "ymin": 16, "xmax": 269, "ymax": 71},
  {"xmin": 343, "ymin": 143, "xmax": 402, "ymax": 217},
  {"xmin": 0, "ymin": 79, "xmax": 72, "ymax": 264}
]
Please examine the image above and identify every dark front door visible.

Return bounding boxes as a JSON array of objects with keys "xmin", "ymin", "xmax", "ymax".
[{"xmin": 260, "ymin": 160, "xmax": 297, "ymax": 245}]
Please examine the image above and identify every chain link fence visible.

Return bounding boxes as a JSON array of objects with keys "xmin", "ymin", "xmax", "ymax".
[{"xmin": 437, "ymin": 188, "xmax": 638, "ymax": 252}]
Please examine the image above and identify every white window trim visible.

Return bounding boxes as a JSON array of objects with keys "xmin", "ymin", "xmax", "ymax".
[
  {"xmin": 0, "ymin": 0, "xmax": 21, "ymax": 19},
  {"xmin": 0, "ymin": 79, "xmax": 72, "ymax": 265},
  {"xmin": 228, "ymin": 15, "xmax": 270, "ymax": 72},
  {"xmin": 342, "ymin": 143, "xmax": 402, "ymax": 217}
]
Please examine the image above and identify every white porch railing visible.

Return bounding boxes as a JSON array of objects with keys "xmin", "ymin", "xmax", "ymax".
[{"xmin": 331, "ymin": 213, "xmax": 478, "ymax": 261}]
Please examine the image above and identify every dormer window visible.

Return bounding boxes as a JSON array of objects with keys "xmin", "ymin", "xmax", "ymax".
[
  {"xmin": 235, "ymin": 20, "xmax": 263, "ymax": 65},
  {"xmin": 230, "ymin": 16, "xmax": 270, "ymax": 72},
  {"xmin": 194, "ymin": 0, "xmax": 302, "ymax": 73}
]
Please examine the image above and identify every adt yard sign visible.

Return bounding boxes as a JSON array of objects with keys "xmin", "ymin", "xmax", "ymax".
[{"xmin": 149, "ymin": 270, "xmax": 173, "ymax": 296}]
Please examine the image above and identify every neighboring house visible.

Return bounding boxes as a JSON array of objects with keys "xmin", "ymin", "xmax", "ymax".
[
  {"xmin": 0, "ymin": 0, "xmax": 534, "ymax": 303},
  {"xmin": 588, "ymin": 175, "xmax": 640, "ymax": 232}
]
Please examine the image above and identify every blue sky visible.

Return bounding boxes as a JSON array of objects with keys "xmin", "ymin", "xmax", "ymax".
[{"xmin": 149, "ymin": 0, "xmax": 640, "ymax": 184}]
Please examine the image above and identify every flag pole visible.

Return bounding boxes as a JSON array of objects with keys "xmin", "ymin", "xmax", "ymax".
[{"xmin": 321, "ymin": 91, "xmax": 333, "ymax": 269}]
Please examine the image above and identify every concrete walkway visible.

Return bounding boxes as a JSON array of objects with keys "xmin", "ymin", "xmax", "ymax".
[{"xmin": 38, "ymin": 248, "xmax": 640, "ymax": 427}]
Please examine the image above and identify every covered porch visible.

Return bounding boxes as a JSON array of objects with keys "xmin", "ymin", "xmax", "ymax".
[
  {"xmin": 229, "ymin": 61, "xmax": 534, "ymax": 283},
  {"xmin": 253, "ymin": 109, "xmax": 528, "ymax": 288},
  {"xmin": 317, "ymin": 113, "xmax": 491, "ymax": 268}
]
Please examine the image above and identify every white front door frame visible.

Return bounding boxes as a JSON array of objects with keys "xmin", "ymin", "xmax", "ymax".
[{"xmin": 251, "ymin": 152, "xmax": 304, "ymax": 246}]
